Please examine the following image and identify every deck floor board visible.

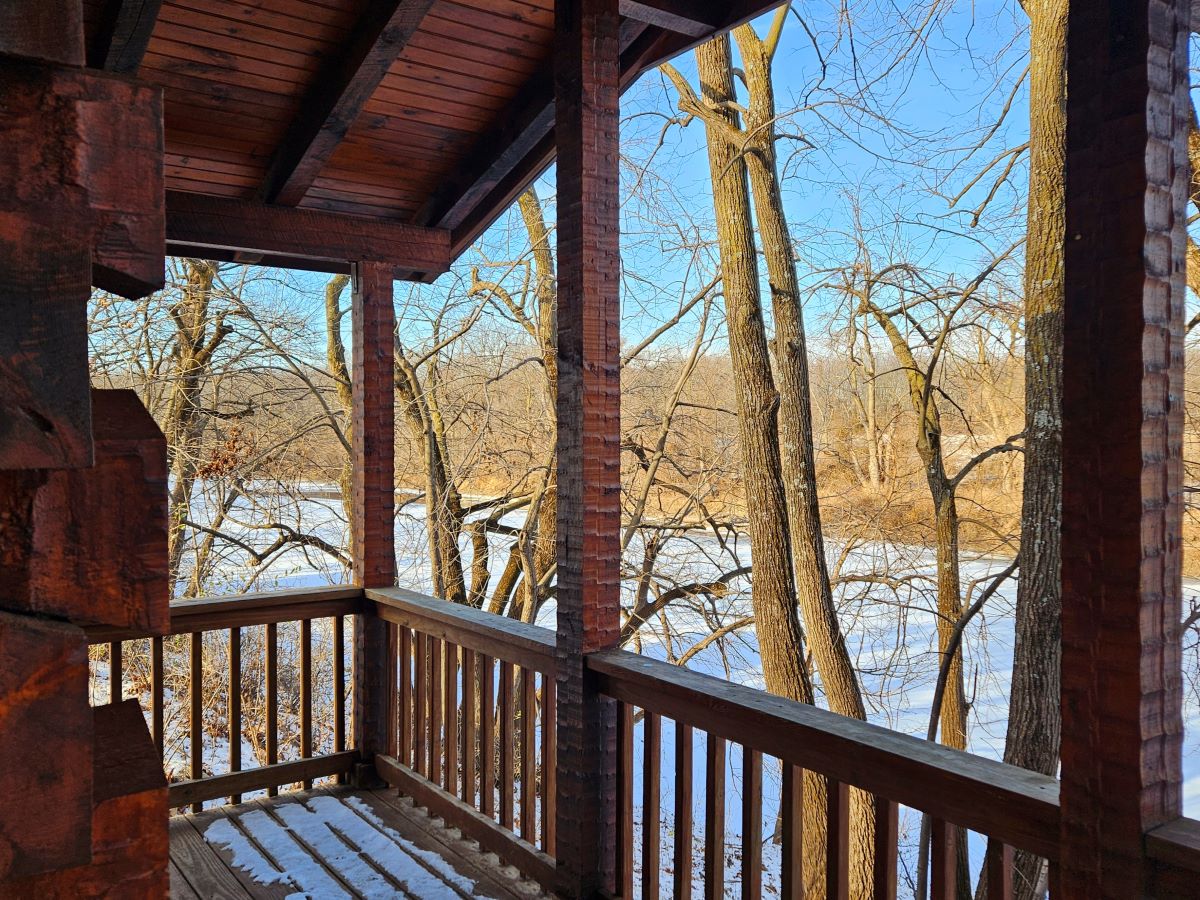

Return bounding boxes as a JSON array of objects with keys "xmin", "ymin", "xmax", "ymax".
[{"xmin": 170, "ymin": 786, "xmax": 543, "ymax": 899}]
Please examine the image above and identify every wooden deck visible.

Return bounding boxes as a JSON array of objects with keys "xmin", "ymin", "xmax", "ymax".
[{"xmin": 168, "ymin": 787, "xmax": 546, "ymax": 899}]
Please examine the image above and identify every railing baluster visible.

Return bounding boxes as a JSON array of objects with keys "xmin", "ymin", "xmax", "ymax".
[
  {"xmin": 643, "ymin": 712, "xmax": 661, "ymax": 900},
  {"xmin": 334, "ymin": 614, "xmax": 345, "ymax": 783},
  {"xmin": 399, "ymin": 625, "xmax": 412, "ymax": 768},
  {"xmin": 781, "ymin": 764, "xmax": 802, "ymax": 900},
  {"xmin": 430, "ymin": 637, "xmax": 443, "ymax": 787},
  {"xmin": 229, "ymin": 627, "xmax": 241, "ymax": 805},
  {"xmin": 873, "ymin": 796, "xmax": 898, "ymax": 900},
  {"xmin": 481, "ymin": 654, "xmax": 495, "ymax": 818},
  {"xmin": 462, "ymin": 647, "xmax": 476, "ymax": 806},
  {"xmin": 520, "ymin": 666, "xmax": 536, "ymax": 843},
  {"xmin": 741, "ymin": 747, "xmax": 762, "ymax": 900},
  {"xmin": 301, "ymin": 618, "xmax": 312, "ymax": 789},
  {"xmin": 445, "ymin": 642, "xmax": 458, "ymax": 795},
  {"xmin": 985, "ymin": 839, "xmax": 1013, "ymax": 900},
  {"xmin": 109, "ymin": 640, "xmax": 122, "ymax": 704},
  {"xmin": 266, "ymin": 621, "xmax": 278, "ymax": 797},
  {"xmin": 499, "ymin": 659, "xmax": 514, "ymax": 830},
  {"xmin": 540, "ymin": 672, "xmax": 556, "ymax": 855},
  {"xmin": 414, "ymin": 631, "xmax": 428, "ymax": 777},
  {"xmin": 151, "ymin": 635, "xmax": 164, "ymax": 758},
  {"xmin": 674, "ymin": 723, "xmax": 694, "ymax": 899},
  {"xmin": 826, "ymin": 779, "xmax": 850, "ymax": 900},
  {"xmin": 617, "ymin": 701, "xmax": 634, "ymax": 900},
  {"xmin": 704, "ymin": 733, "xmax": 726, "ymax": 900},
  {"xmin": 930, "ymin": 818, "xmax": 956, "ymax": 900},
  {"xmin": 189, "ymin": 632, "xmax": 202, "ymax": 813}
]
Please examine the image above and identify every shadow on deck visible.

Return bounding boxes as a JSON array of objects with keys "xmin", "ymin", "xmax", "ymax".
[{"xmin": 168, "ymin": 787, "xmax": 547, "ymax": 899}]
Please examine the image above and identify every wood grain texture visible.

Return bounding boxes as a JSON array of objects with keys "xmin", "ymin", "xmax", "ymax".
[
  {"xmin": 0, "ymin": 0, "xmax": 83, "ymax": 65},
  {"xmin": 1060, "ymin": 1, "xmax": 1188, "ymax": 895},
  {"xmin": 0, "ymin": 613, "xmax": 92, "ymax": 880},
  {"xmin": 88, "ymin": 0, "xmax": 163, "ymax": 73},
  {"xmin": 553, "ymin": 1, "xmax": 622, "ymax": 895}
]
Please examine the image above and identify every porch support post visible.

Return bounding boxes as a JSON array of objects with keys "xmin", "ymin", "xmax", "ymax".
[
  {"xmin": 1059, "ymin": 1, "xmax": 1188, "ymax": 895},
  {"xmin": 553, "ymin": 0, "xmax": 622, "ymax": 896},
  {"xmin": 351, "ymin": 260, "xmax": 398, "ymax": 776}
]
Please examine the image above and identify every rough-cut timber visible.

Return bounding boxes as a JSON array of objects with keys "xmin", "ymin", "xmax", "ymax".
[
  {"xmin": 351, "ymin": 260, "xmax": 398, "ymax": 770},
  {"xmin": 0, "ymin": 0, "xmax": 83, "ymax": 65},
  {"xmin": 87, "ymin": 0, "xmax": 162, "ymax": 73},
  {"xmin": 553, "ymin": 1, "xmax": 622, "ymax": 896},
  {"xmin": 0, "ymin": 60, "xmax": 163, "ymax": 469},
  {"xmin": 6, "ymin": 700, "xmax": 168, "ymax": 898},
  {"xmin": 0, "ymin": 612, "xmax": 92, "ymax": 881},
  {"xmin": 1059, "ymin": 0, "xmax": 1188, "ymax": 896},
  {"xmin": 4, "ymin": 390, "xmax": 170, "ymax": 630}
]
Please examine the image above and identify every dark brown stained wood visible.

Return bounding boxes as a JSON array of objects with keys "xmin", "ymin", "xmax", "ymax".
[
  {"xmin": 704, "ymin": 734, "xmax": 726, "ymax": 900},
  {"xmin": 781, "ymin": 764, "xmax": 802, "ymax": 900},
  {"xmin": 618, "ymin": 0, "xmax": 719, "ymax": 37},
  {"xmin": 431, "ymin": 637, "xmax": 444, "ymax": 786},
  {"xmin": 1148, "ymin": 817, "xmax": 1200, "ymax": 894},
  {"xmin": 415, "ymin": 632, "xmax": 429, "ymax": 777},
  {"xmin": 334, "ymin": 614, "xmax": 346, "ymax": 782},
  {"xmin": 109, "ymin": 640, "xmax": 123, "ymax": 704},
  {"xmin": 826, "ymin": 779, "xmax": 849, "ymax": 900},
  {"xmin": 588, "ymin": 649, "xmax": 1060, "ymax": 860},
  {"xmin": 190, "ymin": 630, "xmax": 202, "ymax": 812},
  {"xmin": 674, "ymin": 722, "xmax": 694, "ymax": 899},
  {"xmin": 152, "ymin": 635, "xmax": 164, "ymax": 755},
  {"xmin": 0, "ymin": 0, "xmax": 83, "ymax": 64},
  {"xmin": 371, "ymin": 587, "xmax": 556, "ymax": 675},
  {"xmin": 89, "ymin": 0, "xmax": 162, "ymax": 72},
  {"xmin": 258, "ymin": 0, "xmax": 436, "ymax": 206},
  {"xmin": 301, "ymin": 617, "xmax": 313, "ymax": 788},
  {"xmin": 0, "ymin": 614, "xmax": 92, "ymax": 881},
  {"xmin": 520, "ymin": 667, "xmax": 537, "ymax": 842},
  {"xmin": 616, "ymin": 701, "xmax": 634, "ymax": 899},
  {"xmin": 741, "ymin": 747, "xmax": 762, "ymax": 900},
  {"xmin": 540, "ymin": 673, "xmax": 556, "ymax": 855},
  {"xmin": 873, "ymin": 796, "xmax": 898, "ymax": 900},
  {"xmin": 376, "ymin": 755, "xmax": 557, "ymax": 893},
  {"xmin": 1060, "ymin": 1, "xmax": 1187, "ymax": 895},
  {"xmin": 351, "ymin": 260, "xmax": 398, "ymax": 773},
  {"xmin": 6, "ymin": 700, "xmax": 168, "ymax": 899},
  {"xmin": 985, "ymin": 840, "xmax": 1013, "ymax": 900},
  {"xmin": 481, "ymin": 654, "xmax": 496, "ymax": 818},
  {"xmin": 930, "ymin": 818, "xmax": 955, "ymax": 900},
  {"xmin": 500, "ymin": 658, "xmax": 515, "ymax": 830},
  {"xmin": 167, "ymin": 751, "xmax": 357, "ymax": 808},
  {"xmin": 553, "ymin": 1, "xmax": 623, "ymax": 896},
  {"xmin": 400, "ymin": 625, "xmax": 413, "ymax": 767},
  {"xmin": 643, "ymin": 711, "xmax": 662, "ymax": 900},
  {"xmin": 462, "ymin": 648, "xmax": 477, "ymax": 806},
  {"xmin": 229, "ymin": 627, "xmax": 242, "ymax": 804},
  {"xmin": 166, "ymin": 191, "xmax": 450, "ymax": 279},
  {"xmin": 266, "ymin": 621, "xmax": 278, "ymax": 795},
  {"xmin": 446, "ymin": 642, "xmax": 460, "ymax": 796},
  {"xmin": 19, "ymin": 389, "xmax": 169, "ymax": 631}
]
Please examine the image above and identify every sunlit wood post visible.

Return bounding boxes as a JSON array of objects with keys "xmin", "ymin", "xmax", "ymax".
[
  {"xmin": 1059, "ymin": 1, "xmax": 1188, "ymax": 894},
  {"xmin": 351, "ymin": 259, "xmax": 398, "ymax": 778},
  {"xmin": 553, "ymin": 0, "xmax": 622, "ymax": 895}
]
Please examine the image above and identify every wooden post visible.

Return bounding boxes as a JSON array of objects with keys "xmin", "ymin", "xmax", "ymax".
[
  {"xmin": 553, "ymin": 0, "xmax": 622, "ymax": 896},
  {"xmin": 1059, "ymin": 1, "xmax": 1188, "ymax": 895},
  {"xmin": 351, "ymin": 260, "xmax": 398, "ymax": 777}
]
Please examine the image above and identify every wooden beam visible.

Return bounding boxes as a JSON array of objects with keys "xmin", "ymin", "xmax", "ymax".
[
  {"xmin": 87, "ymin": 0, "xmax": 162, "ymax": 73},
  {"xmin": 554, "ymin": 1, "xmax": 623, "ymax": 896},
  {"xmin": 350, "ymin": 261, "xmax": 398, "ymax": 777},
  {"xmin": 1059, "ymin": 0, "xmax": 1188, "ymax": 895},
  {"xmin": 166, "ymin": 191, "xmax": 449, "ymax": 278},
  {"xmin": 0, "ymin": 0, "xmax": 83, "ymax": 66},
  {"xmin": 258, "ymin": 0, "xmax": 435, "ymax": 207},
  {"xmin": 618, "ymin": 0, "xmax": 720, "ymax": 37}
]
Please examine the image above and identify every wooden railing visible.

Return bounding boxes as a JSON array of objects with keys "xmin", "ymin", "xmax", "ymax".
[
  {"xmin": 87, "ymin": 586, "xmax": 362, "ymax": 811},
  {"xmin": 368, "ymin": 587, "xmax": 558, "ymax": 891}
]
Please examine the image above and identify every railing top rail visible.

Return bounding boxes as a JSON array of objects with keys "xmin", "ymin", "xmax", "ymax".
[
  {"xmin": 86, "ymin": 585, "xmax": 365, "ymax": 643},
  {"xmin": 589, "ymin": 647, "xmax": 1061, "ymax": 861},
  {"xmin": 367, "ymin": 586, "xmax": 556, "ymax": 674}
]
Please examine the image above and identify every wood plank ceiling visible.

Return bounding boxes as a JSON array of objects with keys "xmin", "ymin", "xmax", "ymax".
[{"xmin": 79, "ymin": 0, "xmax": 779, "ymax": 270}]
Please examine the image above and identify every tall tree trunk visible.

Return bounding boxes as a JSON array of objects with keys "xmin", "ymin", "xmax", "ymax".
[
  {"xmin": 996, "ymin": 2, "xmax": 1066, "ymax": 897},
  {"xmin": 693, "ymin": 35, "xmax": 828, "ymax": 895},
  {"xmin": 324, "ymin": 274, "xmax": 355, "ymax": 531},
  {"xmin": 735, "ymin": 17, "xmax": 875, "ymax": 895}
]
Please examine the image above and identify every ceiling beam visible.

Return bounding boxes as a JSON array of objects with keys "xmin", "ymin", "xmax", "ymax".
[
  {"xmin": 258, "ymin": 0, "xmax": 436, "ymax": 207},
  {"xmin": 166, "ymin": 191, "xmax": 450, "ymax": 280},
  {"xmin": 87, "ymin": 0, "xmax": 162, "ymax": 73},
  {"xmin": 618, "ymin": 0, "xmax": 721, "ymax": 38}
]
